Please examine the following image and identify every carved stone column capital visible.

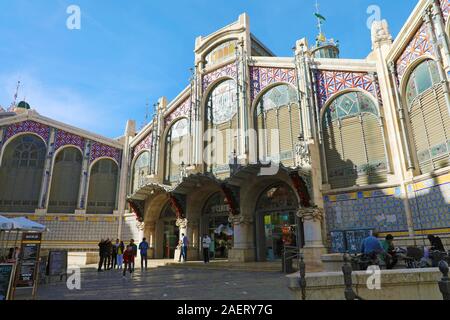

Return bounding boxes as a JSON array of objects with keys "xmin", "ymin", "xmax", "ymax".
[
  {"xmin": 176, "ymin": 218, "xmax": 188, "ymax": 229},
  {"xmin": 297, "ymin": 207, "xmax": 324, "ymax": 222},
  {"xmin": 136, "ymin": 221, "xmax": 145, "ymax": 231},
  {"xmin": 228, "ymin": 215, "xmax": 253, "ymax": 226}
]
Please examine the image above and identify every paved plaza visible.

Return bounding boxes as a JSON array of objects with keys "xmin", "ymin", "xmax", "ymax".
[{"xmin": 36, "ymin": 265, "xmax": 294, "ymax": 300}]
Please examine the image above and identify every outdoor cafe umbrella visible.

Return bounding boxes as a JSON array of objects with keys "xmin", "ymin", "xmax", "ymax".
[{"xmin": 0, "ymin": 215, "xmax": 14, "ymax": 260}]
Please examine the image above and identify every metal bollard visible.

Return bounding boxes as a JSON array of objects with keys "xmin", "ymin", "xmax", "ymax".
[
  {"xmin": 438, "ymin": 260, "xmax": 450, "ymax": 300},
  {"xmin": 342, "ymin": 253, "xmax": 364, "ymax": 300},
  {"xmin": 298, "ymin": 253, "xmax": 306, "ymax": 301}
]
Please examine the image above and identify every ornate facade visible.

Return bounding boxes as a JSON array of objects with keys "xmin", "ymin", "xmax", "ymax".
[{"xmin": 2, "ymin": 0, "xmax": 450, "ymax": 265}]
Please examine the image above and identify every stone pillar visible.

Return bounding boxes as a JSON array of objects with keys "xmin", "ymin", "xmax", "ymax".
[
  {"xmin": 297, "ymin": 207, "xmax": 326, "ymax": 270},
  {"xmin": 145, "ymin": 221, "xmax": 156, "ymax": 259},
  {"xmin": 37, "ymin": 127, "xmax": 56, "ymax": 214},
  {"xmin": 228, "ymin": 215, "xmax": 255, "ymax": 262},
  {"xmin": 175, "ymin": 218, "xmax": 199, "ymax": 261},
  {"xmin": 75, "ymin": 139, "xmax": 92, "ymax": 214}
]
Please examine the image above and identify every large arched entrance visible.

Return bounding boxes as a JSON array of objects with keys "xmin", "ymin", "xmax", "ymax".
[
  {"xmin": 255, "ymin": 182, "xmax": 302, "ymax": 261},
  {"xmin": 201, "ymin": 192, "xmax": 234, "ymax": 259},
  {"xmin": 159, "ymin": 203, "xmax": 179, "ymax": 259}
]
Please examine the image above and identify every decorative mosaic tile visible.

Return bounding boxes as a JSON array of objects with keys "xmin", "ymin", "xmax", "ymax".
[
  {"xmin": 54, "ymin": 129, "xmax": 85, "ymax": 151},
  {"xmin": 250, "ymin": 66, "xmax": 297, "ymax": 102},
  {"xmin": 314, "ymin": 70, "xmax": 380, "ymax": 108},
  {"xmin": 90, "ymin": 141, "xmax": 122, "ymax": 165},
  {"xmin": 202, "ymin": 63, "xmax": 238, "ymax": 92},
  {"xmin": 441, "ymin": 0, "xmax": 449, "ymax": 23},
  {"xmin": 164, "ymin": 98, "xmax": 191, "ymax": 128},
  {"xmin": 4, "ymin": 120, "xmax": 50, "ymax": 144},
  {"xmin": 396, "ymin": 23, "xmax": 434, "ymax": 81},
  {"xmin": 133, "ymin": 132, "xmax": 153, "ymax": 158}
]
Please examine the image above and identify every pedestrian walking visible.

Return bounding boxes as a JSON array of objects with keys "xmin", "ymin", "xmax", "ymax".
[
  {"xmin": 117, "ymin": 241, "xmax": 125, "ymax": 269},
  {"xmin": 130, "ymin": 239, "xmax": 138, "ymax": 271},
  {"xmin": 178, "ymin": 233, "xmax": 189, "ymax": 263},
  {"xmin": 123, "ymin": 245, "xmax": 134, "ymax": 277},
  {"xmin": 105, "ymin": 238, "xmax": 113, "ymax": 270},
  {"xmin": 112, "ymin": 239, "xmax": 119, "ymax": 269},
  {"xmin": 139, "ymin": 238, "xmax": 149, "ymax": 270},
  {"xmin": 202, "ymin": 234, "xmax": 211, "ymax": 263}
]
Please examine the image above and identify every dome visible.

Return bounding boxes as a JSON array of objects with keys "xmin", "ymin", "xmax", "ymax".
[{"xmin": 17, "ymin": 101, "xmax": 31, "ymax": 109}]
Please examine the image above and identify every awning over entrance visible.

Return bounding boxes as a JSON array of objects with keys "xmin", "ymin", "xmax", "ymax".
[{"xmin": 129, "ymin": 182, "xmax": 173, "ymax": 201}]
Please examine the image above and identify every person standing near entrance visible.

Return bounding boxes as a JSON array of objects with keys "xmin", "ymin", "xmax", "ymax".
[
  {"xmin": 117, "ymin": 241, "xmax": 125, "ymax": 269},
  {"xmin": 111, "ymin": 239, "xmax": 119, "ymax": 269},
  {"xmin": 179, "ymin": 233, "xmax": 189, "ymax": 263},
  {"xmin": 130, "ymin": 239, "xmax": 138, "ymax": 271},
  {"xmin": 139, "ymin": 238, "xmax": 149, "ymax": 270},
  {"xmin": 98, "ymin": 239, "xmax": 107, "ymax": 272},
  {"xmin": 202, "ymin": 234, "xmax": 211, "ymax": 263}
]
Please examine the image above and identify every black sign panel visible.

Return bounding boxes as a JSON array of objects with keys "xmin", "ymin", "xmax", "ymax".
[
  {"xmin": 48, "ymin": 251, "xmax": 68, "ymax": 277},
  {"xmin": 15, "ymin": 263, "xmax": 36, "ymax": 288},
  {"xmin": 0, "ymin": 264, "xmax": 14, "ymax": 300}
]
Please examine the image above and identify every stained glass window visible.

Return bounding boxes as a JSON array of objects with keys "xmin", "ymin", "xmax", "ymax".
[
  {"xmin": 132, "ymin": 151, "xmax": 150, "ymax": 193},
  {"xmin": 323, "ymin": 91, "xmax": 379, "ymax": 127},
  {"xmin": 405, "ymin": 59, "xmax": 440, "ymax": 107},
  {"xmin": 205, "ymin": 40, "xmax": 237, "ymax": 67},
  {"xmin": 208, "ymin": 80, "xmax": 238, "ymax": 125},
  {"xmin": 257, "ymin": 85, "xmax": 298, "ymax": 114}
]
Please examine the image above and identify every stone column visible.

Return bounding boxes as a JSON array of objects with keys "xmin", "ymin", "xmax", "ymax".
[
  {"xmin": 228, "ymin": 215, "xmax": 255, "ymax": 262},
  {"xmin": 37, "ymin": 127, "xmax": 56, "ymax": 214},
  {"xmin": 75, "ymin": 139, "xmax": 91, "ymax": 214},
  {"xmin": 297, "ymin": 207, "xmax": 326, "ymax": 270},
  {"xmin": 145, "ymin": 221, "xmax": 156, "ymax": 259},
  {"xmin": 175, "ymin": 218, "xmax": 199, "ymax": 261}
]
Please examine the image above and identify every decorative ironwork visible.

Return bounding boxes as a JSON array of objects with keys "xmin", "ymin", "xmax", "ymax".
[
  {"xmin": 342, "ymin": 253, "xmax": 364, "ymax": 300},
  {"xmin": 127, "ymin": 198, "xmax": 145, "ymax": 222},
  {"xmin": 295, "ymin": 134, "xmax": 311, "ymax": 167},
  {"xmin": 289, "ymin": 171, "xmax": 311, "ymax": 208},
  {"xmin": 438, "ymin": 260, "xmax": 450, "ymax": 300},
  {"xmin": 299, "ymin": 252, "xmax": 307, "ymax": 301}
]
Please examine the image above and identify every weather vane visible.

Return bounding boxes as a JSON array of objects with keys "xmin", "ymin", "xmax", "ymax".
[{"xmin": 314, "ymin": 0, "xmax": 327, "ymax": 43}]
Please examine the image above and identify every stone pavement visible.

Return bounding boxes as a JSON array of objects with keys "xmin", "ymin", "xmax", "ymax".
[{"xmin": 36, "ymin": 265, "xmax": 295, "ymax": 300}]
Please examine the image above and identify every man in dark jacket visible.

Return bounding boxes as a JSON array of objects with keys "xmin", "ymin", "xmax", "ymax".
[
  {"xmin": 130, "ymin": 239, "xmax": 138, "ymax": 271},
  {"xmin": 98, "ymin": 239, "xmax": 106, "ymax": 272},
  {"xmin": 105, "ymin": 239, "xmax": 113, "ymax": 270}
]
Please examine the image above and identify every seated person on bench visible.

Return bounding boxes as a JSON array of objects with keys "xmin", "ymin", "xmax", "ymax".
[
  {"xmin": 380, "ymin": 234, "xmax": 398, "ymax": 269},
  {"xmin": 361, "ymin": 232, "xmax": 384, "ymax": 263}
]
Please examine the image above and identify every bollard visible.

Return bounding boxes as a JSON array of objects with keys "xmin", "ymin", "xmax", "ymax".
[
  {"xmin": 298, "ymin": 253, "xmax": 306, "ymax": 301},
  {"xmin": 342, "ymin": 253, "xmax": 364, "ymax": 300},
  {"xmin": 438, "ymin": 260, "xmax": 450, "ymax": 300}
]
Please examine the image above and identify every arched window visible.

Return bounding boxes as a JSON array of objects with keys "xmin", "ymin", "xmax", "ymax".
[
  {"xmin": 205, "ymin": 79, "xmax": 238, "ymax": 178},
  {"xmin": 322, "ymin": 91, "xmax": 388, "ymax": 189},
  {"xmin": 0, "ymin": 134, "xmax": 46, "ymax": 212},
  {"xmin": 164, "ymin": 118, "xmax": 189, "ymax": 184},
  {"xmin": 255, "ymin": 84, "xmax": 300, "ymax": 167},
  {"xmin": 48, "ymin": 147, "xmax": 82, "ymax": 213},
  {"xmin": 405, "ymin": 59, "xmax": 450, "ymax": 173},
  {"xmin": 205, "ymin": 40, "xmax": 237, "ymax": 67},
  {"xmin": 87, "ymin": 159, "xmax": 118, "ymax": 214},
  {"xmin": 132, "ymin": 151, "xmax": 150, "ymax": 193}
]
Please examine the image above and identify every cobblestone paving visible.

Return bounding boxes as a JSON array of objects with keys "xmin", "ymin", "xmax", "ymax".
[{"xmin": 37, "ymin": 266, "xmax": 294, "ymax": 300}]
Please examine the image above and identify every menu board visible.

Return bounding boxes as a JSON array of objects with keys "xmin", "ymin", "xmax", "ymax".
[
  {"xmin": 13, "ymin": 232, "xmax": 42, "ymax": 295},
  {"xmin": 0, "ymin": 264, "xmax": 14, "ymax": 300},
  {"xmin": 48, "ymin": 251, "xmax": 68, "ymax": 277}
]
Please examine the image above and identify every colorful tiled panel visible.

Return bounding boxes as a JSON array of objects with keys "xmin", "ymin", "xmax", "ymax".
[
  {"xmin": 324, "ymin": 187, "xmax": 408, "ymax": 233},
  {"xmin": 396, "ymin": 23, "xmax": 434, "ymax": 81},
  {"xmin": 133, "ymin": 132, "xmax": 153, "ymax": 158},
  {"xmin": 408, "ymin": 173, "xmax": 450, "ymax": 231},
  {"xmin": 4, "ymin": 120, "xmax": 50, "ymax": 144},
  {"xmin": 202, "ymin": 63, "xmax": 238, "ymax": 92},
  {"xmin": 54, "ymin": 129, "xmax": 86, "ymax": 152},
  {"xmin": 164, "ymin": 98, "xmax": 191, "ymax": 128},
  {"xmin": 314, "ymin": 70, "xmax": 381, "ymax": 108},
  {"xmin": 250, "ymin": 66, "xmax": 297, "ymax": 102},
  {"xmin": 90, "ymin": 141, "xmax": 122, "ymax": 165}
]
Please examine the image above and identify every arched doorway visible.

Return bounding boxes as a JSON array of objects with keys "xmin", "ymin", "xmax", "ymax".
[
  {"xmin": 202, "ymin": 192, "xmax": 234, "ymax": 259},
  {"xmin": 160, "ymin": 203, "xmax": 179, "ymax": 259},
  {"xmin": 255, "ymin": 183, "xmax": 302, "ymax": 261}
]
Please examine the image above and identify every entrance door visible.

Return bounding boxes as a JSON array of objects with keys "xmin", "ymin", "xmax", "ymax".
[
  {"xmin": 256, "ymin": 183, "xmax": 301, "ymax": 262},
  {"xmin": 263, "ymin": 212, "xmax": 297, "ymax": 261},
  {"xmin": 163, "ymin": 220, "xmax": 179, "ymax": 259}
]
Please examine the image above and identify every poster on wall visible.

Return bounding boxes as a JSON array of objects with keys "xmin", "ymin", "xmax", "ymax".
[{"xmin": 0, "ymin": 264, "xmax": 15, "ymax": 300}]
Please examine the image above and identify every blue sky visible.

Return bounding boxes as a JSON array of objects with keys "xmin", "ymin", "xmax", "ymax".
[{"xmin": 0, "ymin": 0, "xmax": 418, "ymax": 138}]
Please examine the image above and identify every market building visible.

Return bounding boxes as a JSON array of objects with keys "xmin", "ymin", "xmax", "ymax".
[{"xmin": 1, "ymin": 0, "xmax": 450, "ymax": 267}]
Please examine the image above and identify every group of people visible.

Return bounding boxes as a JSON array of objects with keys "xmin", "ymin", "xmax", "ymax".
[
  {"xmin": 98, "ymin": 238, "xmax": 150, "ymax": 277},
  {"xmin": 361, "ymin": 232, "xmax": 447, "ymax": 269}
]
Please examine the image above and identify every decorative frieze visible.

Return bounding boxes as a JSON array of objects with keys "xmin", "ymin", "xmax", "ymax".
[
  {"xmin": 202, "ymin": 63, "xmax": 238, "ymax": 92},
  {"xmin": 164, "ymin": 98, "xmax": 191, "ymax": 128},
  {"xmin": 4, "ymin": 120, "xmax": 50, "ymax": 144},
  {"xmin": 90, "ymin": 141, "xmax": 122, "ymax": 165},
  {"xmin": 250, "ymin": 66, "xmax": 296, "ymax": 102}
]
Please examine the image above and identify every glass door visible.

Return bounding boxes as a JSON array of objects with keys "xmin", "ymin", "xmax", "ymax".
[
  {"xmin": 163, "ymin": 221, "xmax": 179, "ymax": 259},
  {"xmin": 264, "ymin": 212, "xmax": 297, "ymax": 261}
]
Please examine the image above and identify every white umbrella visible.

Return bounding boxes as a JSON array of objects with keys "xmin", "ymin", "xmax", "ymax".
[
  {"xmin": 0, "ymin": 215, "xmax": 14, "ymax": 231},
  {"xmin": 9, "ymin": 217, "xmax": 48, "ymax": 232}
]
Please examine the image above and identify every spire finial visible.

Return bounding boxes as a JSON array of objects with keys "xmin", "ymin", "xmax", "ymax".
[
  {"xmin": 314, "ymin": 0, "xmax": 327, "ymax": 44},
  {"xmin": 13, "ymin": 80, "xmax": 21, "ymax": 107}
]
